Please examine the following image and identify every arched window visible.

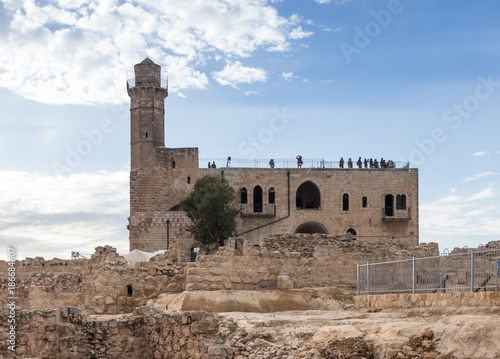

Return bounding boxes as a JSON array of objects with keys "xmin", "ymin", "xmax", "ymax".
[
  {"xmin": 241, "ymin": 188, "xmax": 248, "ymax": 204},
  {"xmin": 397, "ymin": 194, "xmax": 407, "ymax": 210},
  {"xmin": 385, "ymin": 194, "xmax": 394, "ymax": 216},
  {"xmin": 342, "ymin": 193, "xmax": 349, "ymax": 211},
  {"xmin": 362, "ymin": 196, "xmax": 368, "ymax": 208},
  {"xmin": 296, "ymin": 181, "xmax": 321, "ymax": 209},
  {"xmin": 172, "ymin": 160, "xmax": 176, "ymax": 169},
  {"xmin": 187, "ymin": 176, "xmax": 191, "ymax": 184},
  {"xmin": 145, "ymin": 132, "xmax": 148, "ymax": 138},
  {"xmin": 268, "ymin": 187, "xmax": 275, "ymax": 204},
  {"xmin": 253, "ymin": 185, "xmax": 263, "ymax": 212}
]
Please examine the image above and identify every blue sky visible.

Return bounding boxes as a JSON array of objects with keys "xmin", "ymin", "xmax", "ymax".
[{"xmin": 1, "ymin": 0, "xmax": 499, "ymax": 260}]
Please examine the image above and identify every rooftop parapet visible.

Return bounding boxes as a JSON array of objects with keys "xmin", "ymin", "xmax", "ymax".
[{"xmin": 200, "ymin": 157, "xmax": 412, "ymax": 169}]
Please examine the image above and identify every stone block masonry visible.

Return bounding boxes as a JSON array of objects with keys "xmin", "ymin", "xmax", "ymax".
[
  {"xmin": 0, "ymin": 245, "xmax": 184, "ymax": 314},
  {"xmin": 355, "ymin": 291, "xmax": 500, "ymax": 309},
  {"xmin": 0, "ymin": 306, "xmax": 220, "ymax": 359},
  {"xmin": 185, "ymin": 234, "xmax": 435, "ymax": 292}
]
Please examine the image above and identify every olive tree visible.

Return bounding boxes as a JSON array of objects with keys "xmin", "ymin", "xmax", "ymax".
[{"xmin": 180, "ymin": 175, "xmax": 240, "ymax": 247}]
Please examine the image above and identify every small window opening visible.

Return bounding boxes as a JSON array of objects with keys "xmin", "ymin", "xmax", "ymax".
[
  {"xmin": 362, "ymin": 196, "xmax": 368, "ymax": 208},
  {"xmin": 172, "ymin": 160, "xmax": 176, "ymax": 169},
  {"xmin": 268, "ymin": 187, "xmax": 275, "ymax": 204},
  {"xmin": 187, "ymin": 176, "xmax": 191, "ymax": 184},
  {"xmin": 241, "ymin": 188, "xmax": 248, "ymax": 204},
  {"xmin": 342, "ymin": 193, "xmax": 349, "ymax": 211},
  {"xmin": 127, "ymin": 284, "xmax": 133, "ymax": 297},
  {"xmin": 145, "ymin": 132, "xmax": 148, "ymax": 138}
]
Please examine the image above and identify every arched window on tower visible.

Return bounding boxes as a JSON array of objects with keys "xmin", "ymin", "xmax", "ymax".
[
  {"xmin": 342, "ymin": 193, "xmax": 349, "ymax": 211},
  {"xmin": 268, "ymin": 187, "xmax": 275, "ymax": 204},
  {"xmin": 187, "ymin": 176, "xmax": 191, "ymax": 184},
  {"xmin": 401, "ymin": 194, "xmax": 407, "ymax": 209},
  {"xmin": 253, "ymin": 186, "xmax": 263, "ymax": 213},
  {"xmin": 172, "ymin": 160, "xmax": 176, "ymax": 169},
  {"xmin": 385, "ymin": 194, "xmax": 394, "ymax": 216},
  {"xmin": 240, "ymin": 188, "xmax": 248, "ymax": 204},
  {"xmin": 397, "ymin": 194, "xmax": 407, "ymax": 209},
  {"xmin": 362, "ymin": 196, "xmax": 368, "ymax": 208}
]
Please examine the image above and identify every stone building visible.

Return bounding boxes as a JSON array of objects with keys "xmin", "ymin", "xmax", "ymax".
[{"xmin": 128, "ymin": 58, "xmax": 419, "ymax": 254}]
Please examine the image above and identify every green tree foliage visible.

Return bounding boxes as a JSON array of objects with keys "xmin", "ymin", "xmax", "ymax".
[{"xmin": 180, "ymin": 175, "xmax": 240, "ymax": 246}]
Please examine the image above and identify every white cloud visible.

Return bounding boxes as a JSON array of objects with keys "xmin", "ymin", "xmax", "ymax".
[
  {"xmin": 322, "ymin": 26, "xmax": 342, "ymax": 32},
  {"xmin": 212, "ymin": 61, "xmax": 268, "ymax": 88},
  {"xmin": 0, "ymin": 170, "xmax": 129, "ymax": 260},
  {"xmin": 472, "ymin": 151, "xmax": 489, "ymax": 157},
  {"xmin": 420, "ymin": 186, "xmax": 499, "ymax": 241},
  {"xmin": 244, "ymin": 90, "xmax": 263, "ymax": 96},
  {"xmin": 289, "ymin": 26, "xmax": 314, "ymax": 40},
  {"xmin": 314, "ymin": 0, "xmax": 353, "ymax": 4},
  {"xmin": 281, "ymin": 72, "xmax": 297, "ymax": 82},
  {"xmin": 0, "ymin": 0, "xmax": 304, "ymax": 105},
  {"xmin": 464, "ymin": 172, "xmax": 499, "ymax": 182}
]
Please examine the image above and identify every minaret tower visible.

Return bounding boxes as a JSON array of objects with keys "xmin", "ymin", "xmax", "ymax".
[{"xmin": 127, "ymin": 58, "xmax": 168, "ymax": 169}]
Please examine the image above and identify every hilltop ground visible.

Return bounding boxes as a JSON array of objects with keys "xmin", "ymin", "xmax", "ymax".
[{"xmin": 147, "ymin": 289, "xmax": 500, "ymax": 359}]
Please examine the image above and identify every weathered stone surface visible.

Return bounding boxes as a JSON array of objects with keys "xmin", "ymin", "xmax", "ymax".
[{"xmin": 0, "ymin": 306, "xmax": 219, "ymax": 359}]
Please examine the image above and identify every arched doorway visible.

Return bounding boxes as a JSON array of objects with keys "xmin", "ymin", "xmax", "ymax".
[
  {"xmin": 295, "ymin": 221, "xmax": 328, "ymax": 234},
  {"xmin": 296, "ymin": 181, "xmax": 321, "ymax": 209}
]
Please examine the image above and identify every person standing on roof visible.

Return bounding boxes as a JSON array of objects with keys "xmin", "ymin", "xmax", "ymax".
[{"xmin": 296, "ymin": 155, "xmax": 303, "ymax": 168}]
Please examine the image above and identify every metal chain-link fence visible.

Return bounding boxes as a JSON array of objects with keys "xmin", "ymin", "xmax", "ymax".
[{"xmin": 358, "ymin": 247, "xmax": 500, "ymax": 295}]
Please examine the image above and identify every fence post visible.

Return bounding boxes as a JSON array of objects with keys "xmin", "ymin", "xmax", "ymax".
[
  {"xmin": 357, "ymin": 264, "xmax": 360, "ymax": 296},
  {"xmin": 367, "ymin": 262, "xmax": 370, "ymax": 295},
  {"xmin": 496, "ymin": 260, "xmax": 499, "ymax": 290},
  {"xmin": 412, "ymin": 257, "xmax": 416, "ymax": 294},
  {"xmin": 470, "ymin": 249, "xmax": 475, "ymax": 292}
]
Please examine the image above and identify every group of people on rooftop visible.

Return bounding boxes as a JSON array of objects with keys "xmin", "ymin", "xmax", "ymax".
[{"xmin": 339, "ymin": 157, "xmax": 394, "ymax": 169}]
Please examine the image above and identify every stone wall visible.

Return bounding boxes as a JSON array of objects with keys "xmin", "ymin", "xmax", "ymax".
[
  {"xmin": 355, "ymin": 291, "xmax": 500, "ymax": 309},
  {"xmin": 185, "ymin": 235, "xmax": 435, "ymax": 291},
  {"xmin": 0, "ymin": 237, "xmax": 439, "ymax": 314},
  {"xmin": 0, "ymin": 245, "xmax": 184, "ymax": 314},
  {"xmin": 0, "ymin": 306, "xmax": 222, "ymax": 359},
  {"xmin": 80, "ymin": 246, "xmax": 184, "ymax": 314},
  {"xmin": 0, "ymin": 257, "xmax": 84, "ymax": 309}
]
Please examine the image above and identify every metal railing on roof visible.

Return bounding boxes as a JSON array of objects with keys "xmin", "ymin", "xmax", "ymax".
[
  {"xmin": 126, "ymin": 75, "xmax": 168, "ymax": 90},
  {"xmin": 200, "ymin": 158, "xmax": 412, "ymax": 169}
]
